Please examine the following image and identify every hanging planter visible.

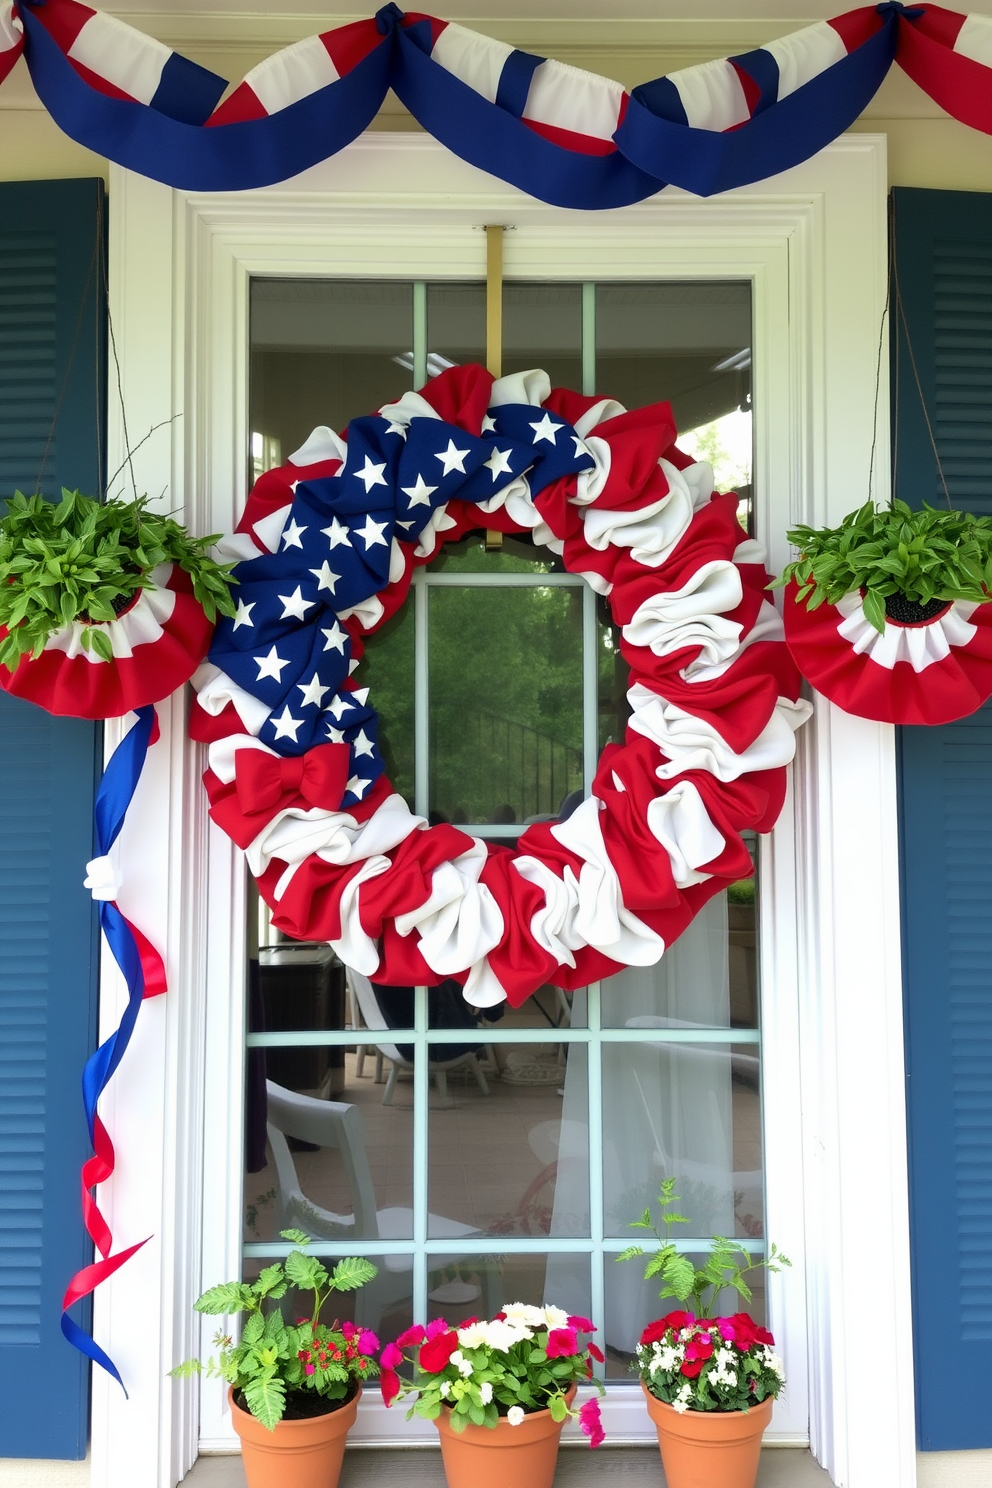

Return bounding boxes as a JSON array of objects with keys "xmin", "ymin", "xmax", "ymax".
[
  {"xmin": 0, "ymin": 489, "xmax": 236, "ymax": 719},
  {"xmin": 776, "ymin": 500, "xmax": 992, "ymax": 725}
]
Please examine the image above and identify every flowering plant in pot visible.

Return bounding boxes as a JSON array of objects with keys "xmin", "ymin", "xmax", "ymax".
[
  {"xmin": 171, "ymin": 1231, "xmax": 379, "ymax": 1488},
  {"xmin": 0, "ymin": 489, "xmax": 236, "ymax": 717},
  {"xmin": 381, "ymin": 1305, "xmax": 606, "ymax": 1488},
  {"xmin": 618, "ymin": 1180, "xmax": 790, "ymax": 1488},
  {"xmin": 773, "ymin": 500, "xmax": 992, "ymax": 724}
]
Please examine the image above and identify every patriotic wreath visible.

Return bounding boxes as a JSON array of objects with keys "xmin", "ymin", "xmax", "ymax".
[{"xmin": 191, "ymin": 364, "xmax": 811, "ymax": 1009}]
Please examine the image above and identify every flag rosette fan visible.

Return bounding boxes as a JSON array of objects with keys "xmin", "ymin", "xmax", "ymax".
[
  {"xmin": 777, "ymin": 500, "xmax": 992, "ymax": 726},
  {"xmin": 191, "ymin": 362, "xmax": 810, "ymax": 1013}
]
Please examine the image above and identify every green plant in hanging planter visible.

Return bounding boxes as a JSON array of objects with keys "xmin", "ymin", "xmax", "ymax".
[
  {"xmin": 0, "ymin": 489, "xmax": 238, "ymax": 669},
  {"xmin": 772, "ymin": 499, "xmax": 992, "ymax": 634}
]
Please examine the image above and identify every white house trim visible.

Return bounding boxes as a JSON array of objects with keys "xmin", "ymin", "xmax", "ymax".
[{"xmin": 91, "ymin": 132, "xmax": 913, "ymax": 1488}]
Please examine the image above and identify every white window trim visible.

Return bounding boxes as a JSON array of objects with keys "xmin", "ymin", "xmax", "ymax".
[{"xmin": 91, "ymin": 133, "xmax": 915, "ymax": 1488}]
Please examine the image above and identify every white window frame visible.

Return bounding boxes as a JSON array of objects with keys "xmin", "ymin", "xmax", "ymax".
[{"xmin": 91, "ymin": 134, "xmax": 916, "ymax": 1488}]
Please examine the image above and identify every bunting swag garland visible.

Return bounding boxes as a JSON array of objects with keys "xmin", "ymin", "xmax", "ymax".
[
  {"xmin": 4, "ymin": 3, "xmax": 992, "ymax": 203},
  {"xmin": 190, "ymin": 364, "xmax": 812, "ymax": 1011}
]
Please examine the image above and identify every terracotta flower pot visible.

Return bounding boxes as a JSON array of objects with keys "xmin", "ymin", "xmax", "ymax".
[
  {"xmin": 641, "ymin": 1379, "xmax": 773, "ymax": 1488},
  {"xmin": 227, "ymin": 1384, "xmax": 359, "ymax": 1488},
  {"xmin": 433, "ymin": 1386, "xmax": 575, "ymax": 1488}
]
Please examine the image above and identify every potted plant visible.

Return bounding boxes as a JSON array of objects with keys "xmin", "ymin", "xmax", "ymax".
[
  {"xmin": 171, "ymin": 1231, "xmax": 380, "ymax": 1488},
  {"xmin": 774, "ymin": 499, "xmax": 992, "ymax": 724},
  {"xmin": 618, "ymin": 1179, "xmax": 790, "ymax": 1488},
  {"xmin": 381, "ymin": 1304, "xmax": 606, "ymax": 1488},
  {"xmin": 0, "ymin": 489, "xmax": 236, "ymax": 718}
]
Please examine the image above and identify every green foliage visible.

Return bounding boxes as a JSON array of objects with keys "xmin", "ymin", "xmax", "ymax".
[
  {"xmin": 616, "ymin": 1178, "xmax": 790, "ymax": 1318},
  {"xmin": 0, "ymin": 489, "xmax": 237, "ymax": 670},
  {"xmin": 170, "ymin": 1233, "xmax": 379, "ymax": 1432},
  {"xmin": 773, "ymin": 499, "xmax": 992, "ymax": 634}
]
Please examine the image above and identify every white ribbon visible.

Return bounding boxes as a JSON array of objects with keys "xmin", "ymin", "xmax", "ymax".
[
  {"xmin": 83, "ymin": 853, "xmax": 121, "ymax": 902},
  {"xmin": 550, "ymin": 797, "xmax": 665, "ymax": 963},
  {"xmin": 627, "ymin": 681, "xmax": 813, "ymax": 781},
  {"xmin": 395, "ymin": 841, "xmax": 505, "ymax": 976},
  {"xmin": 646, "ymin": 780, "xmax": 725, "ymax": 887},
  {"xmin": 192, "ymin": 663, "xmax": 272, "ymax": 736},
  {"xmin": 835, "ymin": 592, "xmax": 978, "ymax": 673},
  {"xmin": 621, "ymin": 560, "xmax": 744, "ymax": 666}
]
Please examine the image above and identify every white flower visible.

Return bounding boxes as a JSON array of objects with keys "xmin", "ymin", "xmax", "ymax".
[
  {"xmin": 672, "ymin": 1384, "xmax": 693, "ymax": 1415},
  {"xmin": 656, "ymin": 1346, "xmax": 681, "ymax": 1373},
  {"xmin": 439, "ymin": 1381, "xmax": 451, "ymax": 1398},
  {"xmin": 507, "ymin": 1406, "xmax": 525, "ymax": 1426},
  {"xmin": 542, "ymin": 1305, "xmax": 569, "ymax": 1329},
  {"xmin": 450, "ymin": 1350, "xmax": 473, "ymax": 1378},
  {"xmin": 479, "ymin": 1382, "xmax": 493, "ymax": 1404},
  {"xmin": 483, "ymin": 1319, "xmax": 532, "ymax": 1352},
  {"xmin": 502, "ymin": 1303, "xmax": 547, "ymax": 1329},
  {"xmin": 767, "ymin": 1353, "xmax": 785, "ymax": 1378},
  {"xmin": 457, "ymin": 1323, "xmax": 488, "ymax": 1350}
]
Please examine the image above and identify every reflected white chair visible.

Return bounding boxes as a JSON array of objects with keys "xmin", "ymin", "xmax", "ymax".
[
  {"xmin": 346, "ymin": 968, "xmax": 491, "ymax": 1106},
  {"xmin": 265, "ymin": 1080, "xmax": 499, "ymax": 1324}
]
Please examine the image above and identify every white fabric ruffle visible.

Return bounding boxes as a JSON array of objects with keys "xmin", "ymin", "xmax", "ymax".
[
  {"xmin": 45, "ymin": 563, "xmax": 176, "ymax": 663},
  {"xmin": 835, "ymin": 592, "xmax": 978, "ymax": 672},
  {"xmin": 627, "ymin": 681, "xmax": 813, "ymax": 781},
  {"xmin": 621, "ymin": 560, "xmax": 744, "ymax": 666}
]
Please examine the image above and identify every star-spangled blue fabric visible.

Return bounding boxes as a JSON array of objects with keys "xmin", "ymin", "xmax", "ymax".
[{"xmin": 208, "ymin": 405, "xmax": 594, "ymax": 795}]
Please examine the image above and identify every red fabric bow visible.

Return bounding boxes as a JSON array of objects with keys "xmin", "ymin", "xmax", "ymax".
[{"xmin": 234, "ymin": 742, "xmax": 350, "ymax": 815}]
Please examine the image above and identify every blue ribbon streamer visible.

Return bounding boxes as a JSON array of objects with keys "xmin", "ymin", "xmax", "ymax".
[{"xmin": 60, "ymin": 705, "xmax": 156, "ymax": 1391}]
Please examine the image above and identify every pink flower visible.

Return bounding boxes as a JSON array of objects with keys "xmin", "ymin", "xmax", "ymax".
[
  {"xmin": 359, "ymin": 1329, "xmax": 380, "ymax": 1356},
  {"xmin": 396, "ymin": 1324, "xmax": 427, "ymax": 1348},
  {"xmin": 380, "ymin": 1341, "xmax": 403, "ymax": 1370},
  {"xmin": 425, "ymin": 1318, "xmax": 450, "ymax": 1341},
  {"xmin": 546, "ymin": 1327, "xmax": 579, "ymax": 1358},
  {"xmin": 380, "ymin": 1368, "xmax": 401, "ymax": 1406},
  {"xmin": 587, "ymin": 1343, "xmax": 605, "ymax": 1363},
  {"xmin": 568, "ymin": 1315, "xmax": 596, "ymax": 1334},
  {"xmin": 579, "ymin": 1398, "xmax": 605, "ymax": 1448},
  {"xmin": 304, "ymin": 1363, "xmax": 315, "ymax": 1376},
  {"xmin": 342, "ymin": 1321, "xmax": 358, "ymax": 1340}
]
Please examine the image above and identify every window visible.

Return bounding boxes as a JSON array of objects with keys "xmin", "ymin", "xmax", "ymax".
[{"xmin": 242, "ymin": 276, "xmax": 763, "ymax": 1382}]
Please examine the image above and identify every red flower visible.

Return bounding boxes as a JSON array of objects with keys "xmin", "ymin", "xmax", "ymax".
[
  {"xmin": 680, "ymin": 1359, "xmax": 704, "ymax": 1378},
  {"xmin": 568, "ymin": 1315, "xmax": 596, "ymax": 1333},
  {"xmin": 547, "ymin": 1327, "xmax": 579, "ymax": 1358},
  {"xmin": 754, "ymin": 1325, "xmax": 775, "ymax": 1346},
  {"xmin": 684, "ymin": 1333, "xmax": 714, "ymax": 1365},
  {"xmin": 419, "ymin": 1329, "xmax": 460, "ymax": 1373},
  {"xmin": 396, "ymin": 1325, "xmax": 427, "ymax": 1349},
  {"xmin": 639, "ymin": 1311, "xmax": 694, "ymax": 1347},
  {"xmin": 587, "ymin": 1343, "xmax": 605, "ymax": 1363},
  {"xmin": 579, "ymin": 1397, "xmax": 605, "ymax": 1448},
  {"xmin": 380, "ymin": 1367, "xmax": 401, "ymax": 1406}
]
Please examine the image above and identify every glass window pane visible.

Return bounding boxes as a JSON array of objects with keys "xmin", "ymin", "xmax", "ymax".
[
  {"xmin": 429, "ymin": 532, "xmax": 564, "ymax": 576},
  {"xmin": 428, "ymin": 1252, "xmax": 592, "ymax": 1334},
  {"xmin": 243, "ymin": 1255, "xmax": 414, "ymax": 1346},
  {"xmin": 428, "ymin": 584, "xmax": 584, "ymax": 825},
  {"xmin": 250, "ymin": 279, "xmax": 414, "ymax": 463},
  {"xmin": 601, "ymin": 1042, "xmax": 763, "ymax": 1242},
  {"xmin": 604, "ymin": 1246, "xmax": 768, "ymax": 1381},
  {"xmin": 427, "ymin": 282, "xmax": 582, "ymax": 390},
  {"xmin": 359, "ymin": 598, "xmax": 415, "ymax": 808},
  {"xmin": 429, "ymin": 1044, "xmax": 588, "ymax": 1237}
]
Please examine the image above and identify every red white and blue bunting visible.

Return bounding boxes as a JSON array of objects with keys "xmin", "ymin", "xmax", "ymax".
[
  {"xmin": 191, "ymin": 365, "xmax": 812, "ymax": 1010},
  {"xmin": 4, "ymin": 3, "xmax": 992, "ymax": 203}
]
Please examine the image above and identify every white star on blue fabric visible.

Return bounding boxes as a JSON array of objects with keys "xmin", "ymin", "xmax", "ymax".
[
  {"xmin": 354, "ymin": 455, "xmax": 388, "ymax": 493},
  {"xmin": 529, "ymin": 414, "xmax": 562, "ymax": 445},
  {"xmin": 271, "ymin": 706, "xmax": 303, "ymax": 742},
  {"xmin": 572, "ymin": 435, "xmax": 590, "ymax": 459},
  {"xmin": 278, "ymin": 586, "xmax": 316, "ymax": 621},
  {"xmin": 326, "ymin": 694, "xmax": 354, "ymax": 721},
  {"xmin": 384, "ymin": 420, "xmax": 408, "ymax": 439},
  {"xmin": 482, "ymin": 414, "xmax": 497, "ymax": 433},
  {"xmin": 435, "ymin": 439, "xmax": 471, "ymax": 476},
  {"xmin": 346, "ymin": 774, "xmax": 371, "ymax": 800},
  {"xmin": 309, "ymin": 562, "xmax": 341, "ymax": 594},
  {"xmin": 232, "ymin": 600, "xmax": 256, "ymax": 630},
  {"xmin": 483, "ymin": 447, "xmax": 513, "ymax": 481},
  {"xmin": 355, "ymin": 515, "xmax": 389, "ymax": 549},
  {"xmin": 352, "ymin": 729, "xmax": 375, "ymax": 759},
  {"xmin": 325, "ymin": 723, "xmax": 346, "ymax": 743},
  {"xmin": 401, "ymin": 473, "xmax": 438, "ymax": 507},
  {"xmin": 321, "ymin": 621, "xmax": 347, "ymax": 654},
  {"xmin": 297, "ymin": 675, "xmax": 330, "ymax": 708},
  {"xmin": 253, "ymin": 646, "xmax": 290, "ymax": 683},
  {"xmin": 351, "ymin": 686, "xmax": 370, "ymax": 705},
  {"xmin": 281, "ymin": 518, "xmax": 307, "ymax": 549},
  {"xmin": 321, "ymin": 517, "xmax": 351, "ymax": 549}
]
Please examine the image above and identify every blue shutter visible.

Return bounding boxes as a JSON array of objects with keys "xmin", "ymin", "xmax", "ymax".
[
  {"xmin": 894, "ymin": 187, "xmax": 992, "ymax": 1451},
  {"xmin": 0, "ymin": 180, "xmax": 105, "ymax": 1460}
]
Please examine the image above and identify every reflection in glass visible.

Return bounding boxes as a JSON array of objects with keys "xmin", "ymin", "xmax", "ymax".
[
  {"xmin": 245, "ymin": 1064, "xmax": 414, "ymax": 1243},
  {"xmin": 427, "ymin": 282, "xmax": 582, "ymax": 391},
  {"xmin": 602, "ymin": 886, "xmax": 758, "ymax": 1030},
  {"xmin": 243, "ymin": 1255, "xmax": 414, "ymax": 1345},
  {"xmin": 428, "ymin": 583, "xmax": 584, "ymax": 825},
  {"xmin": 429, "ymin": 1045, "xmax": 588, "ymax": 1237},
  {"xmin": 601, "ymin": 1041, "xmax": 763, "ymax": 1242},
  {"xmin": 603, "ymin": 1249, "xmax": 768, "ymax": 1380},
  {"xmin": 429, "ymin": 1252, "xmax": 593, "ymax": 1335},
  {"xmin": 250, "ymin": 279, "xmax": 414, "ymax": 462}
]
